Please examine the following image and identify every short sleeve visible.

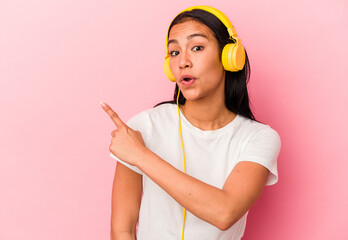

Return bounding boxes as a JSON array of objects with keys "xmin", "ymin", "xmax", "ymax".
[
  {"xmin": 108, "ymin": 111, "xmax": 150, "ymax": 176},
  {"xmin": 238, "ymin": 127, "xmax": 281, "ymax": 186},
  {"xmin": 110, "ymin": 152, "xmax": 143, "ymax": 175}
]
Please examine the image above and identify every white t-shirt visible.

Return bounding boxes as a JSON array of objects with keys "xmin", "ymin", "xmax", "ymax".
[{"xmin": 110, "ymin": 103, "xmax": 281, "ymax": 240}]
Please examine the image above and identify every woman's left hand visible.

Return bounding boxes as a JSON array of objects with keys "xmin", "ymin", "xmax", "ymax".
[{"xmin": 101, "ymin": 101, "xmax": 147, "ymax": 166}]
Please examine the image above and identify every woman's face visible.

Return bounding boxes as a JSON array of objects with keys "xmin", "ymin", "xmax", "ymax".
[{"xmin": 168, "ymin": 20, "xmax": 225, "ymax": 102}]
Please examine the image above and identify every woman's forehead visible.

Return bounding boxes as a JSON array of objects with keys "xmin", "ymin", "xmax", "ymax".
[{"xmin": 168, "ymin": 20, "xmax": 214, "ymax": 41}]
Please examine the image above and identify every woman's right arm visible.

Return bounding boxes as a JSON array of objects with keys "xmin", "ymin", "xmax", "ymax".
[{"xmin": 110, "ymin": 162, "xmax": 143, "ymax": 240}]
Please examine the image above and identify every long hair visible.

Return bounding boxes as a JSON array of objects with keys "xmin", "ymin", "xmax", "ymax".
[{"xmin": 156, "ymin": 9, "xmax": 256, "ymax": 121}]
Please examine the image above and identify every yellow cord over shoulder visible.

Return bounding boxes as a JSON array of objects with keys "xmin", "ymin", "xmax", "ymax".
[{"xmin": 176, "ymin": 89, "xmax": 187, "ymax": 240}]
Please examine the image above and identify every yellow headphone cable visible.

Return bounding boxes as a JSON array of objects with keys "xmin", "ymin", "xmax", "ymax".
[
  {"xmin": 168, "ymin": 6, "xmax": 245, "ymax": 239},
  {"xmin": 176, "ymin": 89, "xmax": 187, "ymax": 240}
]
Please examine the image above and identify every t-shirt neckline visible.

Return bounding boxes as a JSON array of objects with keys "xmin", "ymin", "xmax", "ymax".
[{"xmin": 171, "ymin": 104, "xmax": 242, "ymax": 137}]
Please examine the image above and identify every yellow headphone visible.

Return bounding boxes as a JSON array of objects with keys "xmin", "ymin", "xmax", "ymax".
[{"xmin": 163, "ymin": 5, "xmax": 246, "ymax": 82}]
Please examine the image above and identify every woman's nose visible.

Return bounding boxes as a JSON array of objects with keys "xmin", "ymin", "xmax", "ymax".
[{"xmin": 179, "ymin": 52, "xmax": 192, "ymax": 69}]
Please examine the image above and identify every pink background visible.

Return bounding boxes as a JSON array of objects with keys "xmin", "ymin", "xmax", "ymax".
[{"xmin": 1, "ymin": 0, "xmax": 347, "ymax": 239}]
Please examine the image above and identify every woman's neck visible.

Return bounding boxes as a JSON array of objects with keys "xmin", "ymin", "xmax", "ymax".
[{"xmin": 180, "ymin": 98, "xmax": 236, "ymax": 131}]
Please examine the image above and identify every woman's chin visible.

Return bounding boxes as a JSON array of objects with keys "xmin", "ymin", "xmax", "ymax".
[
  {"xmin": 181, "ymin": 90, "xmax": 201, "ymax": 102},
  {"xmin": 183, "ymin": 94, "xmax": 201, "ymax": 101}
]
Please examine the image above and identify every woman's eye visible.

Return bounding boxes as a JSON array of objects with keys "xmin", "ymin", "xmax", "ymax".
[
  {"xmin": 170, "ymin": 51, "xmax": 179, "ymax": 57},
  {"xmin": 192, "ymin": 46, "xmax": 203, "ymax": 51}
]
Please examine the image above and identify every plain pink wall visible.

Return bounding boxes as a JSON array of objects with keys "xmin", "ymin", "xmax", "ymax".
[{"xmin": 0, "ymin": 0, "xmax": 347, "ymax": 239}]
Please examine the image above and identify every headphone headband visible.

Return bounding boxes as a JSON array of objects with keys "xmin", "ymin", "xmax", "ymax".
[
  {"xmin": 181, "ymin": 6, "xmax": 237, "ymax": 37},
  {"xmin": 165, "ymin": 6, "xmax": 239, "ymax": 56}
]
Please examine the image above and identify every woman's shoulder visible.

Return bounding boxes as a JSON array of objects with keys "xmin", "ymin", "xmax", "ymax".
[
  {"xmin": 147, "ymin": 103, "xmax": 177, "ymax": 117},
  {"xmin": 127, "ymin": 103, "xmax": 176, "ymax": 127},
  {"xmin": 236, "ymin": 115, "xmax": 281, "ymax": 143}
]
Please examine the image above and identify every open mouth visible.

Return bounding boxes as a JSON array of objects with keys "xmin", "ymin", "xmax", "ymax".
[{"xmin": 181, "ymin": 77, "xmax": 195, "ymax": 86}]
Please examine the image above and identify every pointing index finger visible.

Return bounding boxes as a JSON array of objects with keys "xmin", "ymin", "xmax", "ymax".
[{"xmin": 100, "ymin": 101, "xmax": 125, "ymax": 127}]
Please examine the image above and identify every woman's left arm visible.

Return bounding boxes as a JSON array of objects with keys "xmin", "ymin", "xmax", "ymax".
[{"xmin": 101, "ymin": 102, "xmax": 270, "ymax": 231}]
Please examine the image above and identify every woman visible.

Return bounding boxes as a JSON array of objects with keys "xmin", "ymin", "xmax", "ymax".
[{"xmin": 101, "ymin": 6, "xmax": 281, "ymax": 240}]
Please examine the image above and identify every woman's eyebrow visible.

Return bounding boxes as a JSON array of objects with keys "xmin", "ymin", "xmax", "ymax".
[
  {"xmin": 168, "ymin": 33, "xmax": 209, "ymax": 46},
  {"xmin": 187, "ymin": 33, "xmax": 208, "ymax": 40}
]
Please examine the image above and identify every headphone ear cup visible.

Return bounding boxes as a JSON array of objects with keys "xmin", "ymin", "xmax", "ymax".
[
  {"xmin": 221, "ymin": 43, "xmax": 246, "ymax": 71},
  {"xmin": 163, "ymin": 57, "xmax": 176, "ymax": 82}
]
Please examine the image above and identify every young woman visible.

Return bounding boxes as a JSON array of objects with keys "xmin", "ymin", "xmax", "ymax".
[{"xmin": 101, "ymin": 6, "xmax": 281, "ymax": 240}]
